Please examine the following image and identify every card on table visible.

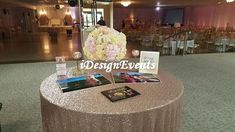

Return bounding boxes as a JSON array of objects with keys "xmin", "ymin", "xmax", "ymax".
[
  {"xmin": 101, "ymin": 86, "xmax": 140, "ymax": 102},
  {"xmin": 139, "ymin": 51, "xmax": 160, "ymax": 74}
]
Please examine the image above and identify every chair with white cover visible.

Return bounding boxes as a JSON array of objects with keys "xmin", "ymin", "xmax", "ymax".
[
  {"xmin": 140, "ymin": 35, "xmax": 154, "ymax": 47},
  {"xmin": 176, "ymin": 40, "xmax": 186, "ymax": 55},
  {"xmin": 162, "ymin": 39, "xmax": 171, "ymax": 55},
  {"xmin": 187, "ymin": 40, "xmax": 200, "ymax": 54},
  {"xmin": 215, "ymin": 38, "xmax": 229, "ymax": 52},
  {"xmin": 170, "ymin": 40, "xmax": 177, "ymax": 55},
  {"xmin": 214, "ymin": 38, "xmax": 221, "ymax": 52},
  {"xmin": 222, "ymin": 38, "xmax": 229, "ymax": 52},
  {"xmin": 228, "ymin": 39, "xmax": 235, "ymax": 50},
  {"xmin": 154, "ymin": 35, "xmax": 163, "ymax": 52}
]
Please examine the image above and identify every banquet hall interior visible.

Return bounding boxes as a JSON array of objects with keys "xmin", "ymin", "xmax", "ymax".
[{"xmin": 0, "ymin": 0, "xmax": 235, "ymax": 132}]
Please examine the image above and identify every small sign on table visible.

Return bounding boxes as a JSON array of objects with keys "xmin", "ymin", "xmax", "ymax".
[{"xmin": 139, "ymin": 51, "xmax": 159, "ymax": 74}]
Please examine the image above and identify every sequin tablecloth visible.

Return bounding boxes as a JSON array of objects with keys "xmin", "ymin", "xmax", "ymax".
[{"xmin": 40, "ymin": 70, "xmax": 183, "ymax": 132}]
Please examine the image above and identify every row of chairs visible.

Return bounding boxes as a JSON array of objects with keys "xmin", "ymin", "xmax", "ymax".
[
  {"xmin": 214, "ymin": 38, "xmax": 235, "ymax": 52},
  {"xmin": 139, "ymin": 34, "xmax": 199, "ymax": 55}
]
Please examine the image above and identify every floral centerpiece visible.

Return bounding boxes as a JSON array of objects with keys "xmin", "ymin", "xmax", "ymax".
[{"xmin": 83, "ymin": 26, "xmax": 127, "ymax": 61}]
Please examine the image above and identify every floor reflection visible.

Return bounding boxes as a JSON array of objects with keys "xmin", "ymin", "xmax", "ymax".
[
  {"xmin": 1, "ymin": 31, "xmax": 226, "ymax": 64},
  {"xmin": 0, "ymin": 32, "xmax": 81, "ymax": 63}
]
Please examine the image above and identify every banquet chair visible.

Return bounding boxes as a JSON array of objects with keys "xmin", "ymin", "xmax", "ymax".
[
  {"xmin": 187, "ymin": 40, "xmax": 200, "ymax": 54},
  {"xmin": 129, "ymin": 32, "xmax": 137, "ymax": 42},
  {"xmin": 154, "ymin": 35, "xmax": 163, "ymax": 51},
  {"xmin": 134, "ymin": 31, "xmax": 142, "ymax": 44},
  {"xmin": 162, "ymin": 39, "xmax": 171, "ymax": 55},
  {"xmin": 176, "ymin": 40, "xmax": 185, "ymax": 55},
  {"xmin": 206, "ymin": 34, "xmax": 216, "ymax": 51},
  {"xmin": 228, "ymin": 39, "xmax": 235, "ymax": 50},
  {"xmin": 140, "ymin": 35, "xmax": 154, "ymax": 47},
  {"xmin": 197, "ymin": 31, "xmax": 209, "ymax": 49},
  {"xmin": 0, "ymin": 102, "xmax": 2, "ymax": 132},
  {"xmin": 214, "ymin": 38, "xmax": 222, "ymax": 52},
  {"xmin": 221, "ymin": 38, "xmax": 229, "ymax": 52},
  {"xmin": 215, "ymin": 38, "xmax": 229, "ymax": 52},
  {"xmin": 170, "ymin": 40, "xmax": 177, "ymax": 55}
]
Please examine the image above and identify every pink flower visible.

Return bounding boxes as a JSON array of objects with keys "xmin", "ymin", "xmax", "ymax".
[
  {"xmin": 104, "ymin": 44, "xmax": 121, "ymax": 61},
  {"xmin": 85, "ymin": 37, "xmax": 96, "ymax": 53}
]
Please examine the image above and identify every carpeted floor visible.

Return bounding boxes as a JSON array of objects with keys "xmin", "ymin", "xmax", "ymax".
[{"xmin": 0, "ymin": 53, "xmax": 235, "ymax": 132}]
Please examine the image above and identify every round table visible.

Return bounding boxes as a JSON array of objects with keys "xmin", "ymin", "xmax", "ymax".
[{"xmin": 40, "ymin": 69, "xmax": 183, "ymax": 132}]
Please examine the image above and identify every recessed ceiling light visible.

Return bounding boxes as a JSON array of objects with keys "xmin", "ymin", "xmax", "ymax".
[
  {"xmin": 121, "ymin": 1, "xmax": 131, "ymax": 7},
  {"xmin": 156, "ymin": 6, "xmax": 160, "ymax": 11}
]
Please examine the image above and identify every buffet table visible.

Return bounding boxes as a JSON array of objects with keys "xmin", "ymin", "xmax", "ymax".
[
  {"xmin": 40, "ymin": 69, "xmax": 184, "ymax": 132},
  {"xmin": 38, "ymin": 26, "xmax": 73, "ymax": 32}
]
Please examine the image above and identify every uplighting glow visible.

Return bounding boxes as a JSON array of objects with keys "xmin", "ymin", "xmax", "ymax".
[
  {"xmin": 60, "ymin": 5, "xmax": 65, "ymax": 8},
  {"xmin": 70, "ymin": 7, "xmax": 77, "ymax": 19},
  {"xmin": 65, "ymin": 9, "xmax": 71, "ymax": 15},
  {"xmin": 39, "ymin": 10, "xmax": 47, "ymax": 15},
  {"xmin": 156, "ymin": 7, "xmax": 160, "ymax": 11},
  {"xmin": 43, "ymin": 39, "xmax": 50, "ymax": 54},
  {"xmin": 121, "ymin": 1, "xmax": 131, "ymax": 7},
  {"xmin": 226, "ymin": 0, "xmax": 234, "ymax": 2}
]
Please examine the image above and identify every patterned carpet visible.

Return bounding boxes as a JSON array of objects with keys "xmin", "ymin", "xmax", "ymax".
[{"xmin": 0, "ymin": 53, "xmax": 235, "ymax": 132}]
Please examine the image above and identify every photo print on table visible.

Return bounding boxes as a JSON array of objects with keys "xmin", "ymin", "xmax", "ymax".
[
  {"xmin": 112, "ymin": 72, "xmax": 160, "ymax": 83},
  {"xmin": 57, "ymin": 73, "xmax": 111, "ymax": 92},
  {"xmin": 101, "ymin": 86, "xmax": 140, "ymax": 102}
]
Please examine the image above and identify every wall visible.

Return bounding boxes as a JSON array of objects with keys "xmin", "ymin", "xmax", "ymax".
[
  {"xmin": 184, "ymin": 3, "xmax": 235, "ymax": 28},
  {"xmin": 0, "ymin": 7, "xmax": 36, "ymax": 32},
  {"xmin": 0, "ymin": 8, "xmax": 14, "ymax": 28},
  {"xmin": 37, "ymin": 6, "xmax": 80, "ymax": 26},
  {"xmin": 163, "ymin": 8, "xmax": 184, "ymax": 25},
  {"xmin": 113, "ymin": 7, "xmax": 162, "ymax": 30},
  {"xmin": 37, "ymin": 4, "xmax": 111, "ymax": 27},
  {"xmin": 37, "ymin": 6, "xmax": 79, "ymax": 20}
]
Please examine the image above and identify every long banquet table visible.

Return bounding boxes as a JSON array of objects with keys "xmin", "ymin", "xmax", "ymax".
[{"xmin": 40, "ymin": 69, "xmax": 184, "ymax": 132}]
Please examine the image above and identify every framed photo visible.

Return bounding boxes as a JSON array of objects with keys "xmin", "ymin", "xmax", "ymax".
[{"xmin": 139, "ymin": 51, "xmax": 159, "ymax": 74}]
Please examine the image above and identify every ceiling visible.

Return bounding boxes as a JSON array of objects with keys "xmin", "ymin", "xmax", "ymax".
[
  {"xmin": 114, "ymin": 0, "xmax": 230, "ymax": 7},
  {"xmin": 0, "ymin": 0, "xmax": 231, "ymax": 8}
]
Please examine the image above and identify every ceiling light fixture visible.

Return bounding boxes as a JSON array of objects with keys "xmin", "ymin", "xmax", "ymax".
[
  {"xmin": 157, "ymin": 2, "xmax": 160, "ymax": 6},
  {"xmin": 156, "ymin": 6, "xmax": 160, "ymax": 11},
  {"xmin": 97, "ymin": 1, "xmax": 110, "ymax": 5},
  {"xmin": 121, "ymin": 1, "xmax": 131, "ymax": 7},
  {"xmin": 226, "ymin": 0, "xmax": 234, "ymax": 2}
]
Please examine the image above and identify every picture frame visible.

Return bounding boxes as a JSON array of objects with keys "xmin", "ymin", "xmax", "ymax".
[{"xmin": 139, "ymin": 51, "xmax": 159, "ymax": 74}]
